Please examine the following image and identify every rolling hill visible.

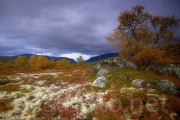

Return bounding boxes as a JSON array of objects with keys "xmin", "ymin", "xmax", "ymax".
[
  {"xmin": 0, "ymin": 52, "xmax": 119, "ymax": 63},
  {"xmin": 0, "ymin": 54, "xmax": 76, "ymax": 63},
  {"xmin": 85, "ymin": 53, "xmax": 118, "ymax": 62}
]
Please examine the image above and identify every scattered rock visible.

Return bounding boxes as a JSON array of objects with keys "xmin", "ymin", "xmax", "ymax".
[
  {"xmin": 100, "ymin": 58, "xmax": 120, "ymax": 66},
  {"xmin": 0, "ymin": 116, "xmax": 5, "ymax": 119},
  {"xmin": 52, "ymin": 112, "xmax": 59, "ymax": 118},
  {"xmin": 100, "ymin": 57, "xmax": 137, "ymax": 69},
  {"xmin": 157, "ymin": 80, "xmax": 177, "ymax": 93},
  {"xmin": 91, "ymin": 76, "xmax": 107, "ymax": 88},
  {"xmin": 126, "ymin": 61, "xmax": 137, "ymax": 69},
  {"xmin": 122, "ymin": 76, "xmax": 132, "ymax": 80},
  {"xmin": 91, "ymin": 63, "xmax": 101, "ymax": 73},
  {"xmin": 132, "ymin": 79, "xmax": 150, "ymax": 87},
  {"xmin": 153, "ymin": 64, "xmax": 180, "ymax": 79},
  {"xmin": 175, "ymin": 70, "xmax": 180, "ymax": 79},
  {"xmin": 72, "ymin": 102, "xmax": 81, "ymax": 106},
  {"xmin": 96, "ymin": 69, "xmax": 109, "ymax": 77}
]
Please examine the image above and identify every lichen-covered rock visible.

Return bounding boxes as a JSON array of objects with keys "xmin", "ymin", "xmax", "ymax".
[
  {"xmin": 100, "ymin": 57, "xmax": 137, "ymax": 69},
  {"xmin": 126, "ymin": 61, "xmax": 137, "ymax": 69},
  {"xmin": 91, "ymin": 76, "xmax": 107, "ymax": 88},
  {"xmin": 100, "ymin": 58, "xmax": 120, "ymax": 66},
  {"xmin": 91, "ymin": 63, "xmax": 101, "ymax": 73},
  {"xmin": 122, "ymin": 76, "xmax": 132, "ymax": 80},
  {"xmin": 96, "ymin": 69, "xmax": 109, "ymax": 77},
  {"xmin": 157, "ymin": 80, "xmax": 177, "ymax": 93},
  {"xmin": 175, "ymin": 69, "xmax": 180, "ymax": 79},
  {"xmin": 132, "ymin": 79, "xmax": 150, "ymax": 87},
  {"xmin": 153, "ymin": 64, "xmax": 180, "ymax": 79}
]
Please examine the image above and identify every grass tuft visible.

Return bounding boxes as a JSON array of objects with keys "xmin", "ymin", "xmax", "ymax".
[
  {"xmin": 0, "ymin": 98, "xmax": 13, "ymax": 113},
  {"xmin": 0, "ymin": 79, "xmax": 12, "ymax": 85},
  {"xmin": 0, "ymin": 84, "xmax": 20, "ymax": 93},
  {"xmin": 38, "ymin": 74, "xmax": 55, "ymax": 81}
]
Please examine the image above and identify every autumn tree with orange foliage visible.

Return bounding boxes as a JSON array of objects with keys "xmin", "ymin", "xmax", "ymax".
[
  {"xmin": 106, "ymin": 5, "xmax": 180, "ymax": 69},
  {"xmin": 28, "ymin": 55, "xmax": 37, "ymax": 68},
  {"xmin": 28, "ymin": 55, "xmax": 48, "ymax": 69},
  {"xmin": 0, "ymin": 61, "xmax": 4, "ymax": 66},
  {"xmin": 15, "ymin": 56, "xmax": 28, "ymax": 67},
  {"xmin": 36, "ymin": 55, "xmax": 48, "ymax": 69},
  {"xmin": 55, "ymin": 59, "xmax": 72, "ymax": 69}
]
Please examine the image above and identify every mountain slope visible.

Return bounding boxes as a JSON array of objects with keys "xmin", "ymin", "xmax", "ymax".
[
  {"xmin": 0, "ymin": 54, "xmax": 76, "ymax": 63},
  {"xmin": 85, "ymin": 53, "xmax": 118, "ymax": 62}
]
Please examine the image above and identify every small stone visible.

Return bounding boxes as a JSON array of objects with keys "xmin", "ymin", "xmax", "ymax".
[
  {"xmin": 91, "ymin": 76, "xmax": 107, "ymax": 88},
  {"xmin": 157, "ymin": 80, "xmax": 177, "ymax": 93},
  {"xmin": 91, "ymin": 63, "xmax": 101, "ymax": 73},
  {"xmin": 52, "ymin": 112, "xmax": 59, "ymax": 118},
  {"xmin": 96, "ymin": 69, "xmax": 109, "ymax": 77},
  {"xmin": 122, "ymin": 76, "xmax": 132, "ymax": 80},
  {"xmin": 132, "ymin": 79, "xmax": 150, "ymax": 87}
]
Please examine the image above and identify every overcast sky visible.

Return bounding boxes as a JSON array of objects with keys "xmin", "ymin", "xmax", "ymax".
[{"xmin": 0, "ymin": 0, "xmax": 180, "ymax": 60}]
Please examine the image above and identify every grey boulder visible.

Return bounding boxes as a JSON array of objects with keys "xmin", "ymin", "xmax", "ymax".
[
  {"xmin": 153, "ymin": 64, "xmax": 180, "ymax": 79},
  {"xmin": 157, "ymin": 80, "xmax": 177, "ymax": 93},
  {"xmin": 132, "ymin": 79, "xmax": 150, "ymax": 87},
  {"xmin": 100, "ymin": 57, "xmax": 137, "ymax": 69},
  {"xmin": 96, "ymin": 69, "xmax": 109, "ymax": 77},
  {"xmin": 91, "ymin": 76, "xmax": 107, "ymax": 88},
  {"xmin": 122, "ymin": 76, "xmax": 132, "ymax": 80},
  {"xmin": 91, "ymin": 63, "xmax": 101, "ymax": 73}
]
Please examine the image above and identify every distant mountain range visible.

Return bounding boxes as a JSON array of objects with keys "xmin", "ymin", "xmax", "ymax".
[
  {"xmin": 0, "ymin": 53, "xmax": 119, "ymax": 63},
  {"xmin": 85, "ymin": 53, "xmax": 118, "ymax": 62},
  {"xmin": 0, "ymin": 54, "xmax": 76, "ymax": 63}
]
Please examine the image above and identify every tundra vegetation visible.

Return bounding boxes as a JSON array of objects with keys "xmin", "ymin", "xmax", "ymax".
[{"xmin": 0, "ymin": 5, "xmax": 180, "ymax": 120}]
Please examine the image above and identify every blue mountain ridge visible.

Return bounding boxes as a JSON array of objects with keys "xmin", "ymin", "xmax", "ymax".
[{"xmin": 0, "ymin": 53, "xmax": 119, "ymax": 63}]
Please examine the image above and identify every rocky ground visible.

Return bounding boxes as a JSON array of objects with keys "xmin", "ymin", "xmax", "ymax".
[{"xmin": 0, "ymin": 59, "xmax": 180, "ymax": 120}]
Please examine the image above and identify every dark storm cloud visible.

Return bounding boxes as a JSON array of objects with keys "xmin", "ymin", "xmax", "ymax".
[{"xmin": 0, "ymin": 0, "xmax": 179, "ymax": 59}]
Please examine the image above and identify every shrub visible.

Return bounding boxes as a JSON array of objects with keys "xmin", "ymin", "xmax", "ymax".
[
  {"xmin": 0, "ymin": 84, "xmax": 20, "ymax": 93},
  {"xmin": 0, "ymin": 61, "xmax": 4, "ymax": 66},
  {"xmin": 14, "ymin": 56, "xmax": 28, "ymax": 67},
  {"xmin": 0, "ymin": 79, "xmax": 12, "ymax": 85},
  {"xmin": 47, "ymin": 59, "xmax": 55, "ymax": 68},
  {"xmin": 77, "ymin": 56, "xmax": 84, "ymax": 66},
  {"xmin": 0, "ymin": 98, "xmax": 13, "ymax": 113},
  {"xmin": 28, "ymin": 55, "xmax": 48, "ymax": 69},
  {"xmin": 56, "ymin": 59, "xmax": 72, "ymax": 69}
]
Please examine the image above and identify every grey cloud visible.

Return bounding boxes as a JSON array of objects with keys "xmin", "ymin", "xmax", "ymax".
[{"xmin": 0, "ymin": 0, "xmax": 179, "ymax": 57}]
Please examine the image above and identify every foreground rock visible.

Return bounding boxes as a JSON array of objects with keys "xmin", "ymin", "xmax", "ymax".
[
  {"xmin": 161, "ymin": 64, "xmax": 180, "ymax": 79},
  {"xmin": 157, "ymin": 79, "xmax": 177, "ymax": 93},
  {"xmin": 91, "ymin": 63, "xmax": 101, "ymax": 73},
  {"xmin": 121, "ymin": 76, "xmax": 132, "ymax": 81},
  {"xmin": 96, "ymin": 69, "xmax": 109, "ymax": 77},
  {"xmin": 132, "ymin": 79, "xmax": 150, "ymax": 87},
  {"xmin": 91, "ymin": 76, "xmax": 107, "ymax": 88},
  {"xmin": 153, "ymin": 64, "xmax": 180, "ymax": 79},
  {"xmin": 100, "ymin": 57, "xmax": 137, "ymax": 69}
]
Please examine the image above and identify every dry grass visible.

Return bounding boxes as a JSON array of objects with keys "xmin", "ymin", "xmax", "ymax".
[
  {"xmin": 24, "ymin": 107, "xmax": 34, "ymax": 116},
  {"xmin": 0, "ymin": 98, "xmax": 13, "ymax": 113},
  {"xmin": 0, "ymin": 79, "xmax": 12, "ymax": 85},
  {"xmin": 21, "ymin": 87, "xmax": 34, "ymax": 93},
  {"xmin": 0, "ymin": 84, "xmax": 20, "ymax": 93},
  {"xmin": 38, "ymin": 74, "xmax": 56, "ymax": 81}
]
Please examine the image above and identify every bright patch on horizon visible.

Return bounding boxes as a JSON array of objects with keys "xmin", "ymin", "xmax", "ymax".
[{"xmin": 60, "ymin": 53, "xmax": 96, "ymax": 61}]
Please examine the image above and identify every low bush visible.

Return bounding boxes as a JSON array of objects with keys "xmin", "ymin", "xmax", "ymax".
[
  {"xmin": 39, "ymin": 74, "xmax": 55, "ymax": 81},
  {"xmin": 0, "ymin": 84, "xmax": 20, "ymax": 93},
  {"xmin": 0, "ymin": 98, "xmax": 13, "ymax": 113},
  {"xmin": 0, "ymin": 79, "xmax": 12, "ymax": 85}
]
